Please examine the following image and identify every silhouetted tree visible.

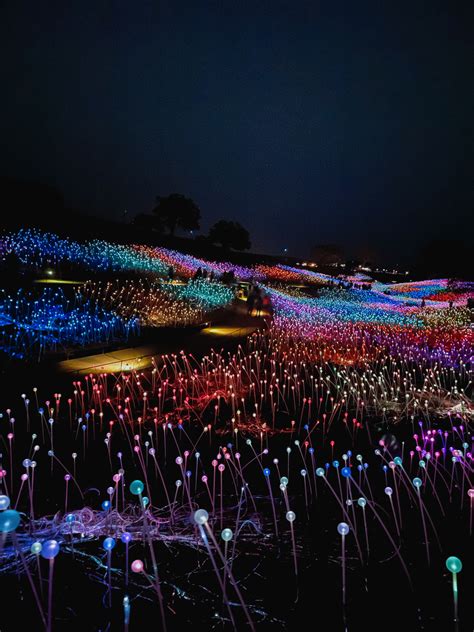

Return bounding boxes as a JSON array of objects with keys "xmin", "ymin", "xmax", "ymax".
[
  {"xmin": 152, "ymin": 194, "xmax": 201, "ymax": 236},
  {"xmin": 132, "ymin": 212, "xmax": 164, "ymax": 233},
  {"xmin": 208, "ymin": 220, "xmax": 251, "ymax": 251}
]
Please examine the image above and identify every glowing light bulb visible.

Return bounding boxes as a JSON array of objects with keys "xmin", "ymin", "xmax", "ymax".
[
  {"xmin": 194, "ymin": 509, "xmax": 209, "ymax": 525},
  {"xmin": 337, "ymin": 522, "xmax": 350, "ymax": 536}
]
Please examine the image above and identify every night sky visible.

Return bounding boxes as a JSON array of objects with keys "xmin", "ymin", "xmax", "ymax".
[{"xmin": 1, "ymin": 1, "xmax": 472, "ymax": 263}]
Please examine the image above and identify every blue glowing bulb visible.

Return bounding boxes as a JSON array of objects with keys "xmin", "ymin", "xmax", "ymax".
[
  {"xmin": 41, "ymin": 540, "xmax": 60, "ymax": 559},
  {"xmin": 103, "ymin": 537, "xmax": 116, "ymax": 551},
  {"xmin": 337, "ymin": 522, "xmax": 350, "ymax": 536}
]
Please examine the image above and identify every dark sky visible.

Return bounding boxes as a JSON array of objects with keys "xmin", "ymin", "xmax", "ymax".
[{"xmin": 1, "ymin": 1, "xmax": 472, "ymax": 263}]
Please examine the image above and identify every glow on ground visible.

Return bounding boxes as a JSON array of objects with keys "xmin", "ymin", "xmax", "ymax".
[
  {"xmin": 58, "ymin": 347, "xmax": 156, "ymax": 374},
  {"xmin": 58, "ymin": 325, "xmax": 260, "ymax": 374},
  {"xmin": 201, "ymin": 326, "xmax": 257, "ymax": 337},
  {"xmin": 34, "ymin": 278, "xmax": 84, "ymax": 285}
]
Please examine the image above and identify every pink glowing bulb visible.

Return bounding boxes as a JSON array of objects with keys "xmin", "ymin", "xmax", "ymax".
[{"xmin": 131, "ymin": 559, "xmax": 144, "ymax": 573}]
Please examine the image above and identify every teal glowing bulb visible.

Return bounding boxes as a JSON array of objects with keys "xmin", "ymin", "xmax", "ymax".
[
  {"xmin": 221, "ymin": 528, "xmax": 233, "ymax": 542},
  {"xmin": 129, "ymin": 480, "xmax": 144, "ymax": 495},
  {"xmin": 0, "ymin": 509, "xmax": 20, "ymax": 533},
  {"xmin": 412, "ymin": 477, "xmax": 422, "ymax": 489},
  {"xmin": 446, "ymin": 557, "xmax": 462, "ymax": 574}
]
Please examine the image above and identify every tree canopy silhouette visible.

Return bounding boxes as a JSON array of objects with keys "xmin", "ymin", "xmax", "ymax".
[
  {"xmin": 132, "ymin": 212, "xmax": 164, "ymax": 233},
  {"xmin": 208, "ymin": 220, "xmax": 251, "ymax": 251},
  {"xmin": 152, "ymin": 194, "xmax": 200, "ymax": 236}
]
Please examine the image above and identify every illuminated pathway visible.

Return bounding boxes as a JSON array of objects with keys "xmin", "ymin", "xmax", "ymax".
[{"xmin": 58, "ymin": 302, "xmax": 267, "ymax": 374}]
